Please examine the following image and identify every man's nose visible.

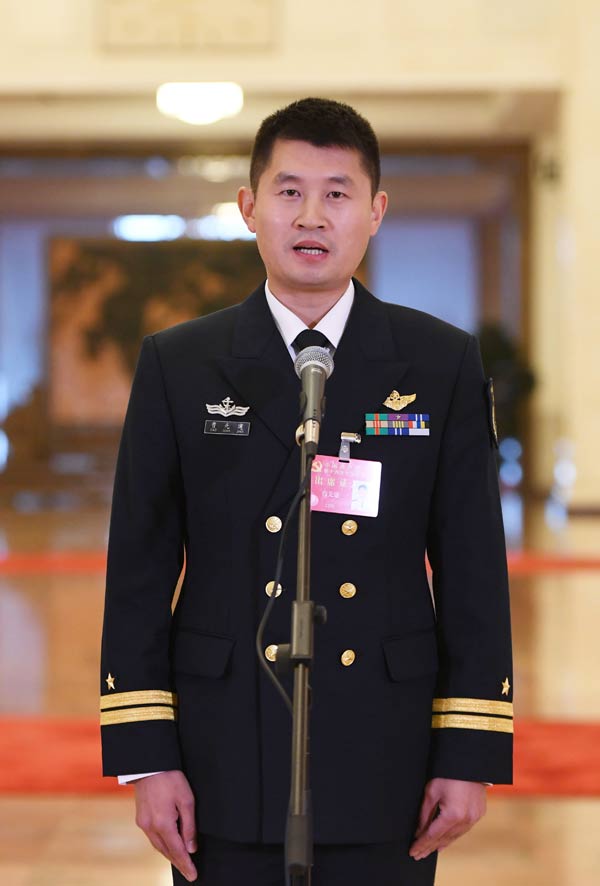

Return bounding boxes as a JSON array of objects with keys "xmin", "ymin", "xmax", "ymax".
[{"xmin": 294, "ymin": 198, "xmax": 327, "ymax": 229}]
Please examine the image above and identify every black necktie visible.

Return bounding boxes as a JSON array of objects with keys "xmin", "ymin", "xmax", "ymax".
[{"xmin": 292, "ymin": 329, "xmax": 332, "ymax": 354}]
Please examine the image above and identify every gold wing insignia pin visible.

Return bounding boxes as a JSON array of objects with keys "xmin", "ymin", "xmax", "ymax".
[{"xmin": 383, "ymin": 391, "xmax": 416, "ymax": 411}]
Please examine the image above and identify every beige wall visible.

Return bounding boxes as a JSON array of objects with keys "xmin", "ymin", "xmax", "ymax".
[
  {"xmin": 557, "ymin": 1, "xmax": 600, "ymax": 509},
  {"xmin": 0, "ymin": 0, "xmax": 564, "ymax": 142},
  {"xmin": 0, "ymin": 0, "xmax": 598, "ymax": 507},
  {"xmin": 0, "ymin": 1, "xmax": 566, "ymax": 91},
  {"xmin": 524, "ymin": 0, "xmax": 600, "ymax": 510}
]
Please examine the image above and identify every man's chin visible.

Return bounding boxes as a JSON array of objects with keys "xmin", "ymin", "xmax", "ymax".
[{"xmin": 278, "ymin": 270, "xmax": 348, "ymax": 294}]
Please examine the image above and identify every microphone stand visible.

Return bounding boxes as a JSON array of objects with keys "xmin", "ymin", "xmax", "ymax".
[{"xmin": 281, "ymin": 421, "xmax": 327, "ymax": 886}]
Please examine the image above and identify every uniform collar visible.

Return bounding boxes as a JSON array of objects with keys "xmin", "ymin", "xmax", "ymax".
[{"xmin": 264, "ymin": 279, "xmax": 354, "ymax": 356}]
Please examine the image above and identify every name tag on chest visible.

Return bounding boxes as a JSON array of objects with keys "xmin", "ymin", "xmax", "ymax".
[
  {"xmin": 310, "ymin": 455, "xmax": 382, "ymax": 518},
  {"xmin": 204, "ymin": 419, "xmax": 251, "ymax": 436}
]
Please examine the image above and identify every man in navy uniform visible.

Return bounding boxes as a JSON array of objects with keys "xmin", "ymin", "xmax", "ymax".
[{"xmin": 100, "ymin": 98, "xmax": 513, "ymax": 885}]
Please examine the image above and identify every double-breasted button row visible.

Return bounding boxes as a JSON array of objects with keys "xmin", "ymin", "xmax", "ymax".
[
  {"xmin": 264, "ymin": 580, "xmax": 356, "ymax": 600},
  {"xmin": 264, "ymin": 644, "xmax": 356, "ymax": 667},
  {"xmin": 268, "ymin": 516, "xmax": 359, "ymax": 536},
  {"xmin": 264, "ymin": 514, "xmax": 357, "ymax": 668}
]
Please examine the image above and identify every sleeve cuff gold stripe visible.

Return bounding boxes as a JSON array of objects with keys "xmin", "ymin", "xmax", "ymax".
[
  {"xmin": 432, "ymin": 714, "xmax": 513, "ymax": 734},
  {"xmin": 432, "ymin": 698, "xmax": 513, "ymax": 718},
  {"xmin": 100, "ymin": 690, "xmax": 178, "ymax": 711},
  {"xmin": 101, "ymin": 705, "xmax": 177, "ymax": 726}
]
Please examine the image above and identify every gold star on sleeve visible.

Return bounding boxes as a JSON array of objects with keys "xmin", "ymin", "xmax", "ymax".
[
  {"xmin": 105, "ymin": 672, "xmax": 116, "ymax": 691},
  {"xmin": 501, "ymin": 677, "xmax": 511, "ymax": 696}
]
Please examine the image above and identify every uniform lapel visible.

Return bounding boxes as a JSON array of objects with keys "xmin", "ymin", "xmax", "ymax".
[
  {"xmin": 318, "ymin": 280, "xmax": 410, "ymax": 454},
  {"xmin": 215, "ymin": 281, "xmax": 410, "ymax": 455},
  {"xmin": 216, "ymin": 285, "xmax": 301, "ymax": 452}
]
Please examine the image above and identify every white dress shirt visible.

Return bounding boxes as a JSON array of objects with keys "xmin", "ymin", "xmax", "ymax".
[
  {"xmin": 117, "ymin": 280, "xmax": 354, "ymax": 786},
  {"xmin": 264, "ymin": 278, "xmax": 354, "ymax": 359}
]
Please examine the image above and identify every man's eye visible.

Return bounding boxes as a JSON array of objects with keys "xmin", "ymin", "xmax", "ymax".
[
  {"xmin": 281, "ymin": 189, "xmax": 299, "ymax": 197},
  {"xmin": 329, "ymin": 191, "xmax": 345, "ymax": 199}
]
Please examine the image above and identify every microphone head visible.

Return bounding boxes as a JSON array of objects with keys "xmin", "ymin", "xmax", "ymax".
[{"xmin": 294, "ymin": 345, "xmax": 334, "ymax": 380}]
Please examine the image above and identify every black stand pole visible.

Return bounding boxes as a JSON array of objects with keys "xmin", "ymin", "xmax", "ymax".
[{"xmin": 284, "ymin": 434, "xmax": 326, "ymax": 886}]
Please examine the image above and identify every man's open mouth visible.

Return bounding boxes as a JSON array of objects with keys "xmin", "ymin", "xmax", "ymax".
[{"xmin": 293, "ymin": 246, "xmax": 328, "ymax": 255}]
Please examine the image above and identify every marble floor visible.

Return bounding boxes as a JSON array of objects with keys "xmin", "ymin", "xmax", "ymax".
[{"xmin": 0, "ymin": 505, "xmax": 599, "ymax": 885}]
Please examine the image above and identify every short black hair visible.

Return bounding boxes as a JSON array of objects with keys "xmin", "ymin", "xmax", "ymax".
[{"xmin": 250, "ymin": 97, "xmax": 381, "ymax": 197}]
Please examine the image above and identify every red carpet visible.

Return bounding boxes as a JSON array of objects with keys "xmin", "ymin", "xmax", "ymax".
[
  {"xmin": 0, "ymin": 717, "xmax": 598, "ymax": 796},
  {"xmin": 0, "ymin": 552, "xmax": 107, "ymax": 575},
  {"xmin": 0, "ymin": 718, "xmax": 116, "ymax": 794},
  {"xmin": 495, "ymin": 719, "xmax": 600, "ymax": 796}
]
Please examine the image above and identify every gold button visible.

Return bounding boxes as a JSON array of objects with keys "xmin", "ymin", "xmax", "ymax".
[
  {"xmin": 266, "ymin": 516, "xmax": 282, "ymax": 533},
  {"xmin": 340, "ymin": 649, "xmax": 356, "ymax": 667},
  {"xmin": 265, "ymin": 581, "xmax": 283, "ymax": 598},
  {"xmin": 265, "ymin": 644, "xmax": 278, "ymax": 662},
  {"xmin": 341, "ymin": 519, "xmax": 358, "ymax": 536},
  {"xmin": 339, "ymin": 582, "xmax": 357, "ymax": 599}
]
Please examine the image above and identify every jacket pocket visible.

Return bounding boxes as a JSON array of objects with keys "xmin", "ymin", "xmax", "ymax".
[
  {"xmin": 382, "ymin": 630, "xmax": 438, "ymax": 681},
  {"xmin": 173, "ymin": 630, "xmax": 235, "ymax": 678}
]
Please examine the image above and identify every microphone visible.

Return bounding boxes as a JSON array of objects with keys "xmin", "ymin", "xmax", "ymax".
[{"xmin": 294, "ymin": 346, "xmax": 334, "ymax": 455}]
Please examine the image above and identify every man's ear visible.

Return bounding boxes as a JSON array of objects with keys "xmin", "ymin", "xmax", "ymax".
[
  {"xmin": 370, "ymin": 190, "xmax": 388, "ymax": 236},
  {"xmin": 237, "ymin": 187, "xmax": 257, "ymax": 234}
]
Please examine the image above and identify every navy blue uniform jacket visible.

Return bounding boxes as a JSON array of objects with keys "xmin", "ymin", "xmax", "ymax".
[{"xmin": 100, "ymin": 280, "xmax": 513, "ymax": 846}]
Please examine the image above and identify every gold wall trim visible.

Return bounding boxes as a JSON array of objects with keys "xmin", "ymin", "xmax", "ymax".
[
  {"xmin": 432, "ymin": 714, "xmax": 514, "ymax": 734},
  {"xmin": 100, "ymin": 690, "xmax": 177, "ymax": 711},
  {"xmin": 432, "ymin": 697, "xmax": 513, "ymax": 717},
  {"xmin": 100, "ymin": 705, "xmax": 177, "ymax": 726}
]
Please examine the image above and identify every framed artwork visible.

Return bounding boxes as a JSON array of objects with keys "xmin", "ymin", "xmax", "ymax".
[{"xmin": 48, "ymin": 238, "xmax": 264, "ymax": 428}]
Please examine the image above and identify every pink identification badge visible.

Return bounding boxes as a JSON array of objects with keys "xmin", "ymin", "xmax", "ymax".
[{"xmin": 310, "ymin": 455, "xmax": 382, "ymax": 518}]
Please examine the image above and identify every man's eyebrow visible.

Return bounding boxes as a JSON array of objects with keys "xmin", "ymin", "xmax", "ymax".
[
  {"xmin": 272, "ymin": 172, "xmax": 355, "ymax": 186},
  {"xmin": 273, "ymin": 172, "xmax": 302, "ymax": 185},
  {"xmin": 327, "ymin": 175, "xmax": 354, "ymax": 187}
]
